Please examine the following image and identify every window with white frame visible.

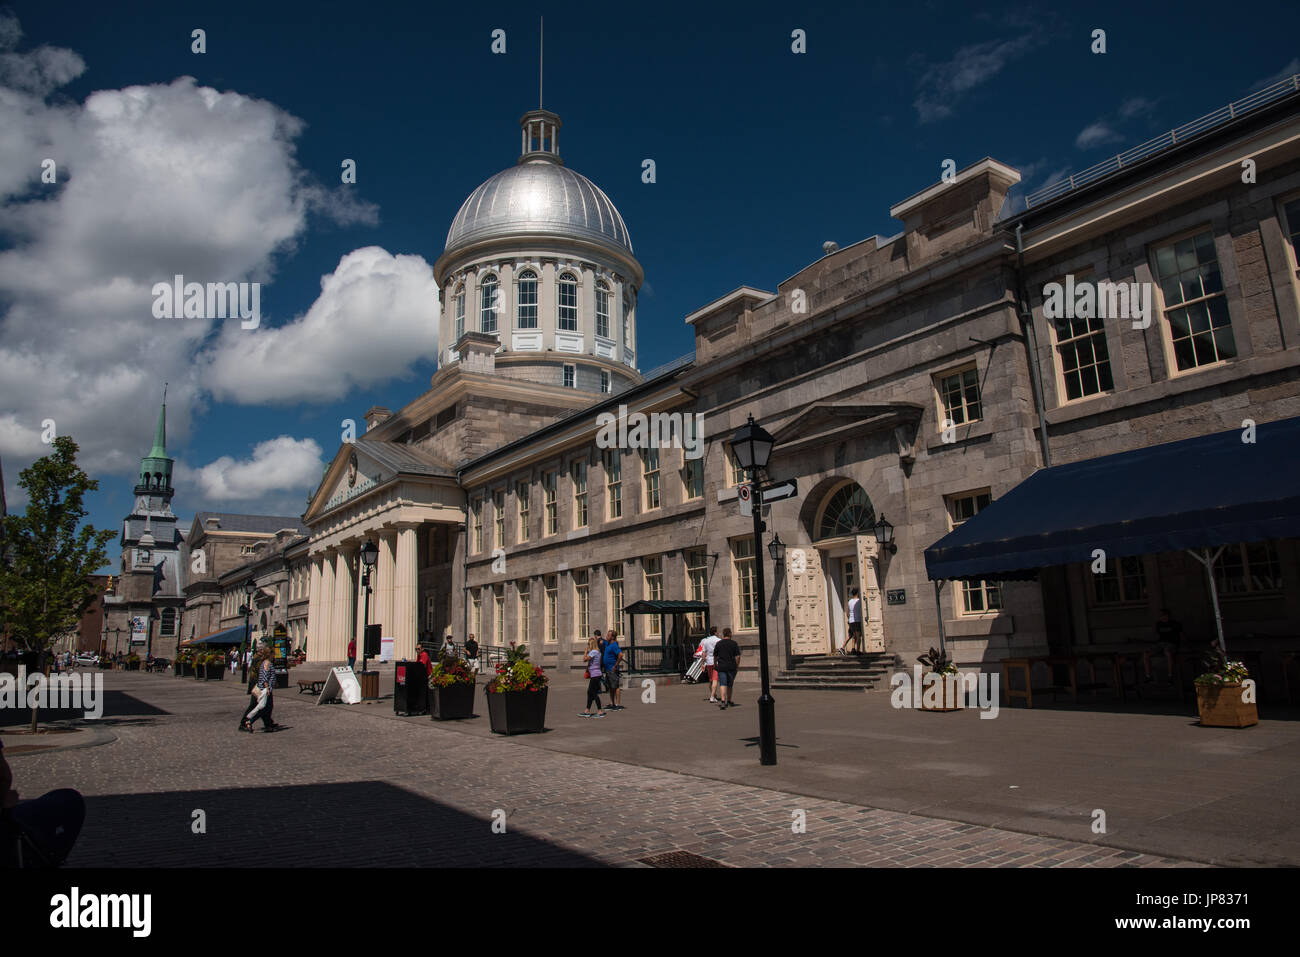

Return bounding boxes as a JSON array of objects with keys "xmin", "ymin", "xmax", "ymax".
[
  {"xmin": 558, "ymin": 272, "xmax": 578, "ymax": 331},
  {"xmin": 1152, "ymin": 230, "xmax": 1234, "ymax": 372},
  {"xmin": 732, "ymin": 538, "xmax": 757, "ymax": 630},
  {"xmin": 1051, "ymin": 274, "xmax": 1114, "ymax": 401},
  {"xmin": 686, "ymin": 548, "xmax": 708, "ymax": 630},
  {"xmin": 479, "ymin": 274, "xmax": 499, "ymax": 333},
  {"xmin": 571, "ymin": 460, "xmax": 588, "ymax": 527},
  {"xmin": 600, "ymin": 370, "xmax": 611, "ymax": 394},
  {"xmin": 471, "ymin": 498, "xmax": 483, "ymax": 553},
  {"xmin": 622, "ymin": 293, "xmax": 631, "ymax": 345},
  {"xmin": 542, "ymin": 471, "xmax": 558, "ymax": 535},
  {"xmin": 595, "ymin": 281, "xmax": 611, "ymax": 338},
  {"xmin": 563, "ymin": 364, "xmax": 576, "ymax": 388},
  {"xmin": 604, "ymin": 450, "xmax": 622, "ymax": 519},
  {"xmin": 516, "ymin": 481, "xmax": 530, "ymax": 543},
  {"xmin": 516, "ymin": 580, "xmax": 531, "ymax": 645},
  {"xmin": 1092, "ymin": 555, "xmax": 1147, "ymax": 605},
  {"xmin": 642, "ymin": 448, "xmax": 660, "ymax": 510},
  {"xmin": 516, "ymin": 269, "xmax": 538, "ymax": 329},
  {"xmin": 573, "ymin": 569, "xmax": 589, "ymax": 640},
  {"xmin": 493, "ymin": 489, "xmax": 505, "ymax": 550},
  {"xmin": 607, "ymin": 563, "xmax": 625, "ymax": 637},
  {"xmin": 472, "ymin": 589, "xmax": 482, "ymax": 638},
  {"xmin": 936, "ymin": 364, "xmax": 982, "ymax": 429},
  {"xmin": 494, "ymin": 585, "xmax": 504, "ymax": 644},
  {"xmin": 545, "ymin": 575, "xmax": 557, "ymax": 642},
  {"xmin": 454, "ymin": 284, "xmax": 465, "ymax": 342},
  {"xmin": 644, "ymin": 557, "xmax": 663, "ymax": 635},
  {"xmin": 1214, "ymin": 541, "xmax": 1283, "ymax": 595},
  {"xmin": 726, "ymin": 446, "xmax": 746, "ymax": 487},
  {"xmin": 683, "ymin": 453, "xmax": 703, "ymax": 500},
  {"xmin": 947, "ymin": 491, "xmax": 1001, "ymax": 614}
]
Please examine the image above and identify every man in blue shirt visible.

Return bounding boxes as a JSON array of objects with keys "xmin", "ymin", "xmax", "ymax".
[{"xmin": 602, "ymin": 629, "xmax": 625, "ymax": 710}]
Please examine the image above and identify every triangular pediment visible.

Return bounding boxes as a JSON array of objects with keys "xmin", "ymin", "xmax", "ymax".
[
  {"xmin": 772, "ymin": 402, "xmax": 924, "ymax": 447},
  {"xmin": 304, "ymin": 438, "xmax": 457, "ymax": 524}
]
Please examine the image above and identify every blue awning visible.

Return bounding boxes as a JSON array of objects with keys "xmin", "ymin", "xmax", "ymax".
[
  {"xmin": 925, "ymin": 416, "xmax": 1300, "ymax": 582},
  {"xmin": 183, "ymin": 625, "xmax": 250, "ymax": 647}
]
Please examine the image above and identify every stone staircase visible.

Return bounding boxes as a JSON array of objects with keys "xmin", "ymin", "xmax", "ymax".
[{"xmin": 771, "ymin": 652, "xmax": 898, "ymax": 692}]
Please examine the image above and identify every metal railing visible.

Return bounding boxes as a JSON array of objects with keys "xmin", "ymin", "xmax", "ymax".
[{"xmin": 1025, "ymin": 75, "xmax": 1300, "ymax": 210}]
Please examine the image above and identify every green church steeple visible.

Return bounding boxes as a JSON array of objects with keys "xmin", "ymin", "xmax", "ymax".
[{"xmin": 137, "ymin": 385, "xmax": 174, "ymax": 493}]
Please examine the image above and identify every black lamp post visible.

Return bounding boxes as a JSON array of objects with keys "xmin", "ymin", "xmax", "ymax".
[
  {"xmin": 730, "ymin": 413, "xmax": 778, "ymax": 766},
  {"xmin": 872, "ymin": 514, "xmax": 897, "ymax": 554},
  {"xmin": 239, "ymin": 577, "xmax": 256, "ymax": 684},
  {"xmin": 359, "ymin": 540, "xmax": 379, "ymax": 673}
]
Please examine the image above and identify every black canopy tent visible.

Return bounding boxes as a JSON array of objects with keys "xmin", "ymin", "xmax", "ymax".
[
  {"xmin": 924, "ymin": 416, "xmax": 1300, "ymax": 655},
  {"xmin": 622, "ymin": 600, "xmax": 711, "ymax": 674}
]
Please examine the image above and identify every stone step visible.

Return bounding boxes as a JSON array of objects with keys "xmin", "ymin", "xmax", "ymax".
[{"xmin": 770, "ymin": 680, "xmax": 883, "ymax": 692}]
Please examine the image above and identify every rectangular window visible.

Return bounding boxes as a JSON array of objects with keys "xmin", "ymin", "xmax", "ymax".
[
  {"xmin": 545, "ymin": 575, "xmax": 558, "ymax": 643},
  {"xmin": 1152, "ymin": 230, "xmax": 1234, "ymax": 372},
  {"xmin": 596, "ymin": 285, "xmax": 610, "ymax": 339},
  {"xmin": 517, "ymin": 580, "xmax": 531, "ymax": 645},
  {"xmin": 558, "ymin": 277, "xmax": 578, "ymax": 331},
  {"xmin": 543, "ymin": 472, "xmax": 558, "ymax": 535},
  {"xmin": 683, "ymin": 454, "xmax": 703, "ymax": 500},
  {"xmin": 727, "ymin": 447, "xmax": 746, "ymax": 487},
  {"xmin": 471, "ymin": 498, "xmax": 483, "ymax": 553},
  {"xmin": 644, "ymin": 557, "xmax": 663, "ymax": 636},
  {"xmin": 1215, "ymin": 541, "xmax": 1283, "ymax": 595},
  {"xmin": 604, "ymin": 450, "xmax": 622, "ymax": 519},
  {"xmin": 607, "ymin": 563, "xmax": 625, "ymax": 637},
  {"xmin": 937, "ymin": 365, "xmax": 982, "ymax": 429},
  {"xmin": 494, "ymin": 585, "xmax": 504, "ymax": 644},
  {"xmin": 733, "ymin": 538, "xmax": 757, "ymax": 631},
  {"xmin": 642, "ymin": 448, "xmax": 660, "ymax": 510},
  {"xmin": 686, "ymin": 548, "xmax": 708, "ymax": 630},
  {"xmin": 472, "ymin": 589, "xmax": 482, "ymax": 640},
  {"xmin": 571, "ymin": 460, "xmax": 588, "ymax": 527},
  {"xmin": 516, "ymin": 481, "xmax": 530, "ymax": 542},
  {"xmin": 493, "ymin": 489, "xmax": 505, "ymax": 551},
  {"xmin": 1092, "ymin": 555, "xmax": 1148, "ymax": 605},
  {"xmin": 574, "ymin": 569, "xmax": 589, "ymax": 641},
  {"xmin": 947, "ymin": 492, "xmax": 1001, "ymax": 615},
  {"xmin": 517, "ymin": 273, "xmax": 538, "ymax": 329},
  {"xmin": 454, "ymin": 288, "xmax": 465, "ymax": 342},
  {"xmin": 563, "ymin": 364, "xmax": 576, "ymax": 388},
  {"xmin": 480, "ymin": 277, "xmax": 498, "ymax": 334},
  {"xmin": 1053, "ymin": 305, "xmax": 1114, "ymax": 401},
  {"xmin": 601, "ymin": 370, "xmax": 611, "ymax": 394}
]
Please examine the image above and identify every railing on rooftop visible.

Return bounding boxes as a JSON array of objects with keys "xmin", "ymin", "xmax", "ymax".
[
  {"xmin": 639, "ymin": 352, "xmax": 695, "ymax": 381},
  {"xmin": 1024, "ymin": 74, "xmax": 1300, "ymax": 210}
]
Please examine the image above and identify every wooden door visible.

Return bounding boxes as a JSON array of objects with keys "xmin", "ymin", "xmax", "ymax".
[
  {"xmin": 855, "ymin": 536, "xmax": 885, "ymax": 652},
  {"xmin": 786, "ymin": 546, "xmax": 828, "ymax": 655}
]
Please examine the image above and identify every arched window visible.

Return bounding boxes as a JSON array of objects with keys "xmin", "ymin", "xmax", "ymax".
[
  {"xmin": 816, "ymin": 483, "xmax": 875, "ymax": 540},
  {"xmin": 453, "ymin": 283, "xmax": 465, "ymax": 341},
  {"xmin": 516, "ymin": 269, "xmax": 538, "ymax": 329},
  {"xmin": 479, "ymin": 274, "xmax": 499, "ymax": 333},
  {"xmin": 595, "ymin": 281, "xmax": 611, "ymax": 339},
  {"xmin": 558, "ymin": 272, "xmax": 578, "ymax": 331},
  {"xmin": 160, "ymin": 607, "xmax": 176, "ymax": 637},
  {"xmin": 622, "ymin": 292, "xmax": 632, "ymax": 344}
]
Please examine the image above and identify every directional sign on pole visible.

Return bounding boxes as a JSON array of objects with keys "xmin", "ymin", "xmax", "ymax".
[
  {"xmin": 738, "ymin": 483, "xmax": 753, "ymax": 517},
  {"xmin": 759, "ymin": 479, "xmax": 798, "ymax": 503}
]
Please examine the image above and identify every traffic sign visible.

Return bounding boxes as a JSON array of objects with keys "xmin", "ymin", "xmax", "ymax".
[
  {"xmin": 738, "ymin": 483, "xmax": 753, "ymax": 517},
  {"xmin": 759, "ymin": 479, "xmax": 798, "ymax": 503}
]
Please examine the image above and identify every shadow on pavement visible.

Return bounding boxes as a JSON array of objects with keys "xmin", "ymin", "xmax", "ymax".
[
  {"xmin": 70, "ymin": 780, "xmax": 602, "ymax": 867},
  {"xmin": 0, "ymin": 691, "xmax": 170, "ymax": 726}
]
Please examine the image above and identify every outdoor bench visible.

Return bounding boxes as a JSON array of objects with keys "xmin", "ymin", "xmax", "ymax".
[{"xmin": 297, "ymin": 678, "xmax": 326, "ymax": 695}]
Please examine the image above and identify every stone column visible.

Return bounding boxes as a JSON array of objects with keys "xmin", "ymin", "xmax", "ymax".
[
  {"xmin": 394, "ymin": 524, "xmax": 419, "ymax": 660},
  {"xmin": 334, "ymin": 547, "xmax": 355, "ymax": 662},
  {"xmin": 378, "ymin": 530, "xmax": 396, "ymax": 644},
  {"xmin": 317, "ymin": 551, "xmax": 336, "ymax": 661},
  {"xmin": 307, "ymin": 556, "xmax": 323, "ymax": 659}
]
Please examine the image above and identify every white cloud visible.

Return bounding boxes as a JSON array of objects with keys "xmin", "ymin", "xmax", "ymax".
[
  {"xmin": 1118, "ymin": 96, "xmax": 1157, "ymax": 120},
  {"xmin": 201, "ymin": 247, "xmax": 439, "ymax": 404},
  {"xmin": 913, "ymin": 32, "xmax": 1043, "ymax": 123},
  {"xmin": 177, "ymin": 435, "xmax": 324, "ymax": 502},
  {"xmin": 1075, "ymin": 122, "xmax": 1122, "ymax": 149},
  {"xmin": 1251, "ymin": 58, "xmax": 1299, "ymax": 91}
]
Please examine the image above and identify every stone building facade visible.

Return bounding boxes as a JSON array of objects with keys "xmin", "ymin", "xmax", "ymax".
[{"xmin": 216, "ymin": 529, "xmax": 311, "ymax": 650}]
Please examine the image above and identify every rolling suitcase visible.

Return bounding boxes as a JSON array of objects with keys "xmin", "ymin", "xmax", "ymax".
[{"xmin": 684, "ymin": 655, "xmax": 705, "ymax": 683}]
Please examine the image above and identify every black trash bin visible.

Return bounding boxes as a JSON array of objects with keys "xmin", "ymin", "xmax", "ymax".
[{"xmin": 394, "ymin": 660, "xmax": 428, "ymax": 715}]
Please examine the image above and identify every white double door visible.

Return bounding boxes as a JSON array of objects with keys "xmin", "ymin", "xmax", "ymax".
[{"xmin": 784, "ymin": 536, "xmax": 884, "ymax": 657}]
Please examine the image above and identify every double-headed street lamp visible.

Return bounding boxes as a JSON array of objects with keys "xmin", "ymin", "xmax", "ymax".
[
  {"xmin": 730, "ymin": 413, "xmax": 778, "ymax": 766},
  {"xmin": 359, "ymin": 539, "xmax": 379, "ymax": 673},
  {"xmin": 239, "ymin": 577, "xmax": 255, "ymax": 684}
]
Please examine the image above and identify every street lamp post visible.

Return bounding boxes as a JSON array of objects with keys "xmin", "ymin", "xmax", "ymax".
[
  {"xmin": 730, "ymin": 413, "xmax": 778, "ymax": 766},
  {"xmin": 359, "ymin": 540, "xmax": 379, "ymax": 673},
  {"xmin": 239, "ymin": 578, "xmax": 256, "ymax": 684}
]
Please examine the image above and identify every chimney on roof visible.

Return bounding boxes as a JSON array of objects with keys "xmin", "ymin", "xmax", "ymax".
[
  {"xmin": 205, "ymin": 516, "xmax": 220, "ymax": 530},
  {"xmin": 888, "ymin": 158, "xmax": 1021, "ymax": 266},
  {"xmin": 364, "ymin": 407, "xmax": 393, "ymax": 432}
]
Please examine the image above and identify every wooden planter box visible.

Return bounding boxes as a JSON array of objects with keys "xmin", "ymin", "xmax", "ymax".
[
  {"xmin": 486, "ymin": 687, "xmax": 547, "ymax": 734},
  {"xmin": 431, "ymin": 683, "xmax": 476, "ymax": 720},
  {"xmin": 197, "ymin": 664, "xmax": 225, "ymax": 681},
  {"xmin": 1196, "ymin": 682, "xmax": 1258, "ymax": 728},
  {"xmin": 174, "ymin": 663, "xmax": 190, "ymax": 677},
  {"xmin": 920, "ymin": 673, "xmax": 962, "ymax": 712}
]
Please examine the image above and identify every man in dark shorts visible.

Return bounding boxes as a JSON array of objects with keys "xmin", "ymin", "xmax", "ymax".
[
  {"xmin": 603, "ymin": 629, "xmax": 625, "ymax": 710},
  {"xmin": 1144, "ymin": 608, "xmax": 1183, "ymax": 681},
  {"xmin": 714, "ymin": 627, "xmax": 741, "ymax": 709}
]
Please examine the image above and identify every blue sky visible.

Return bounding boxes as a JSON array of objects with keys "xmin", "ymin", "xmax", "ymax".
[{"xmin": 1, "ymin": 0, "xmax": 1298, "ymax": 571}]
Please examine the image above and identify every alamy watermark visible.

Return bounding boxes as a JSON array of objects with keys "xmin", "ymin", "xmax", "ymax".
[
  {"xmin": 595, "ymin": 404, "xmax": 705, "ymax": 459},
  {"xmin": 1042, "ymin": 275, "xmax": 1152, "ymax": 329},
  {"xmin": 890, "ymin": 666, "xmax": 1000, "ymax": 718},
  {"xmin": 151, "ymin": 275, "xmax": 260, "ymax": 329},
  {"xmin": 0, "ymin": 667, "xmax": 104, "ymax": 719}
]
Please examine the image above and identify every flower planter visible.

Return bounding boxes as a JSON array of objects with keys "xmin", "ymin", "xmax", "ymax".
[
  {"xmin": 919, "ymin": 673, "xmax": 962, "ymax": 712},
  {"xmin": 197, "ymin": 664, "xmax": 225, "ymax": 681},
  {"xmin": 174, "ymin": 663, "xmax": 189, "ymax": 677},
  {"xmin": 486, "ymin": 687, "xmax": 547, "ymax": 734},
  {"xmin": 1196, "ymin": 682, "xmax": 1257, "ymax": 728},
  {"xmin": 431, "ymin": 683, "xmax": 476, "ymax": 720},
  {"xmin": 125, "ymin": 660, "xmax": 140, "ymax": 671}
]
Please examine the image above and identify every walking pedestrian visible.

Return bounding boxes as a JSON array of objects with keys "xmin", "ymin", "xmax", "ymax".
[
  {"xmin": 229, "ymin": 648, "xmax": 237, "ymax": 673},
  {"xmin": 346, "ymin": 638, "xmax": 356, "ymax": 670},
  {"xmin": 842, "ymin": 588, "xmax": 864, "ymax": 655},
  {"xmin": 714, "ymin": 628, "xmax": 741, "ymax": 710},
  {"xmin": 239, "ymin": 646, "xmax": 282, "ymax": 733},
  {"xmin": 442, "ymin": 632, "xmax": 458, "ymax": 659},
  {"xmin": 1144, "ymin": 608, "xmax": 1183, "ymax": 682},
  {"xmin": 699, "ymin": 626, "xmax": 721, "ymax": 703},
  {"xmin": 580, "ymin": 636, "xmax": 606, "ymax": 717},
  {"xmin": 464, "ymin": 634, "xmax": 480, "ymax": 674},
  {"xmin": 603, "ymin": 629, "xmax": 625, "ymax": 710}
]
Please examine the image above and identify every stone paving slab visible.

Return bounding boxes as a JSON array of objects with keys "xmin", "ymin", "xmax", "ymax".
[{"xmin": 6, "ymin": 673, "xmax": 1207, "ymax": 868}]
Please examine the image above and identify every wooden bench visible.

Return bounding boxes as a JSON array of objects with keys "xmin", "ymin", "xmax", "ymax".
[
  {"xmin": 297, "ymin": 679, "xmax": 326, "ymax": 695},
  {"xmin": 1000, "ymin": 656, "xmax": 1078, "ymax": 708}
]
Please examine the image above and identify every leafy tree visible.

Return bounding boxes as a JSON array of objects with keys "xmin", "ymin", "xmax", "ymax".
[{"xmin": 0, "ymin": 437, "xmax": 114, "ymax": 731}]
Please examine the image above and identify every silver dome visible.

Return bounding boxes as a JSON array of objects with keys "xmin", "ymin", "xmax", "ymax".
[{"xmin": 444, "ymin": 160, "xmax": 634, "ymax": 257}]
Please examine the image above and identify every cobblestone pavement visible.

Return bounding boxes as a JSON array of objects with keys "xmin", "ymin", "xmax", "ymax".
[{"xmin": 5, "ymin": 673, "xmax": 1202, "ymax": 868}]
